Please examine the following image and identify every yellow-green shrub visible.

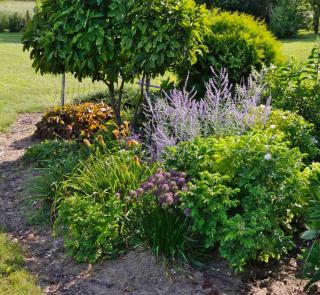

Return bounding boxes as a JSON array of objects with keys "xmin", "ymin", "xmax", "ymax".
[{"xmin": 176, "ymin": 10, "xmax": 283, "ymax": 96}]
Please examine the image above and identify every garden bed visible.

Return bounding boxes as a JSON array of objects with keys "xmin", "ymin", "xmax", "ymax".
[{"xmin": 0, "ymin": 114, "xmax": 314, "ymax": 295}]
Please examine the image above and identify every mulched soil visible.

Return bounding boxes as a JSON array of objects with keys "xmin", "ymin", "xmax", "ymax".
[{"xmin": 0, "ymin": 113, "xmax": 317, "ymax": 295}]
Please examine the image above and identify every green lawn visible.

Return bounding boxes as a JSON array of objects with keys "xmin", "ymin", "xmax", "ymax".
[
  {"xmin": 0, "ymin": 32, "xmax": 105, "ymax": 131},
  {"xmin": 0, "ymin": 28, "xmax": 318, "ymax": 132},
  {"xmin": 281, "ymin": 31, "xmax": 318, "ymax": 62},
  {"xmin": 0, "ymin": 0, "xmax": 35, "ymax": 14},
  {"xmin": 0, "ymin": 233, "xmax": 42, "ymax": 295}
]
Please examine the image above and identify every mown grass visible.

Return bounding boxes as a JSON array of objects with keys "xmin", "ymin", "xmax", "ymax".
[
  {"xmin": 0, "ymin": 0, "xmax": 35, "ymax": 14},
  {"xmin": 0, "ymin": 25, "xmax": 317, "ymax": 132},
  {"xmin": 0, "ymin": 232, "xmax": 42, "ymax": 295},
  {"xmin": 0, "ymin": 32, "xmax": 105, "ymax": 132},
  {"xmin": 281, "ymin": 31, "xmax": 318, "ymax": 62}
]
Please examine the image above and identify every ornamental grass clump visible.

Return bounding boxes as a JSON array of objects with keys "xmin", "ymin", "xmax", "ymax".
[
  {"xmin": 144, "ymin": 68, "xmax": 270, "ymax": 158},
  {"xmin": 129, "ymin": 170, "xmax": 206, "ymax": 262}
]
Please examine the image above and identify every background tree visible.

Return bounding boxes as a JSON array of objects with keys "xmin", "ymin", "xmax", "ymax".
[
  {"xmin": 308, "ymin": 0, "xmax": 320, "ymax": 34},
  {"xmin": 196, "ymin": 0, "xmax": 277, "ymax": 22},
  {"xmin": 269, "ymin": 0, "xmax": 306, "ymax": 38},
  {"xmin": 196, "ymin": 0, "xmax": 310, "ymax": 38}
]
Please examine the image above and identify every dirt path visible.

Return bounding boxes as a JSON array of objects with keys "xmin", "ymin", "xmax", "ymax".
[{"xmin": 0, "ymin": 114, "xmax": 313, "ymax": 295}]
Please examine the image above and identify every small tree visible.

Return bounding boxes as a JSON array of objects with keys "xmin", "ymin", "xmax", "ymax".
[
  {"xmin": 110, "ymin": 0, "xmax": 208, "ymax": 125},
  {"xmin": 23, "ymin": 0, "xmax": 207, "ymax": 125}
]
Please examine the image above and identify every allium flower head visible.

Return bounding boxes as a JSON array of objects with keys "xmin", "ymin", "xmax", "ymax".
[{"xmin": 184, "ymin": 208, "xmax": 191, "ymax": 217}]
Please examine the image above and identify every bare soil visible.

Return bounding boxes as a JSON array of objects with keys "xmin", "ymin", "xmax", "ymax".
[{"xmin": 0, "ymin": 114, "xmax": 317, "ymax": 295}]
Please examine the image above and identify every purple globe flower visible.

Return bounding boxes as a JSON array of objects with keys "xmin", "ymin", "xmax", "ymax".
[
  {"xmin": 171, "ymin": 186, "xmax": 179, "ymax": 193},
  {"xmin": 177, "ymin": 178, "xmax": 186, "ymax": 186},
  {"xmin": 130, "ymin": 190, "xmax": 138, "ymax": 199},
  {"xmin": 161, "ymin": 184, "xmax": 170, "ymax": 192},
  {"xmin": 184, "ymin": 208, "xmax": 191, "ymax": 217},
  {"xmin": 166, "ymin": 196, "xmax": 174, "ymax": 205},
  {"xmin": 181, "ymin": 186, "xmax": 189, "ymax": 192},
  {"xmin": 137, "ymin": 188, "xmax": 145, "ymax": 196}
]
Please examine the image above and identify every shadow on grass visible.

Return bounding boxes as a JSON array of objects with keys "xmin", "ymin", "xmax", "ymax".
[
  {"xmin": 0, "ymin": 32, "xmax": 22, "ymax": 44},
  {"xmin": 281, "ymin": 31, "xmax": 318, "ymax": 44}
]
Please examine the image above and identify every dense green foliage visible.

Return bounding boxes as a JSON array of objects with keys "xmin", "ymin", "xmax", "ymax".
[
  {"xmin": 269, "ymin": 0, "xmax": 305, "ymax": 37},
  {"xmin": 196, "ymin": 0, "xmax": 274, "ymax": 20},
  {"xmin": 132, "ymin": 193, "xmax": 198, "ymax": 261},
  {"xmin": 301, "ymin": 163, "xmax": 320, "ymax": 291},
  {"xmin": 265, "ymin": 46, "xmax": 320, "ymax": 137},
  {"xmin": 264, "ymin": 110, "xmax": 319, "ymax": 162},
  {"xmin": 197, "ymin": 0, "xmax": 310, "ymax": 37},
  {"xmin": 176, "ymin": 10, "xmax": 282, "ymax": 95},
  {"xmin": 165, "ymin": 131, "xmax": 308, "ymax": 270},
  {"xmin": 0, "ymin": 11, "xmax": 31, "ymax": 33}
]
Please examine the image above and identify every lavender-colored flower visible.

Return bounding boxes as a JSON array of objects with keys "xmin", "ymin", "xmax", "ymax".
[
  {"xmin": 143, "ymin": 67, "xmax": 271, "ymax": 159},
  {"xmin": 170, "ymin": 181, "xmax": 177, "ymax": 187},
  {"xmin": 171, "ymin": 186, "xmax": 179, "ymax": 193},
  {"xmin": 134, "ymin": 170, "xmax": 189, "ymax": 207},
  {"xmin": 166, "ymin": 196, "xmax": 174, "ymax": 205},
  {"xmin": 181, "ymin": 186, "xmax": 189, "ymax": 192}
]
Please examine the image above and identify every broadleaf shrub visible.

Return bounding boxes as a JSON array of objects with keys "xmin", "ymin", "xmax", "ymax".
[
  {"xmin": 269, "ymin": 0, "xmax": 305, "ymax": 38},
  {"xmin": 165, "ymin": 131, "xmax": 308, "ymax": 270},
  {"xmin": 259, "ymin": 110, "xmax": 320, "ymax": 162},
  {"xmin": 264, "ymin": 46, "xmax": 320, "ymax": 138},
  {"xmin": 176, "ymin": 10, "xmax": 283, "ymax": 96},
  {"xmin": 35, "ymin": 102, "xmax": 115, "ymax": 141},
  {"xmin": 301, "ymin": 163, "xmax": 320, "ymax": 291}
]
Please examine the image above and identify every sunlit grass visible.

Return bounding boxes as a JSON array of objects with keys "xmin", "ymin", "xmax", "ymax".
[
  {"xmin": 281, "ymin": 30, "xmax": 318, "ymax": 62},
  {"xmin": 0, "ymin": 233, "xmax": 42, "ymax": 295},
  {"xmin": 0, "ymin": 32, "xmax": 105, "ymax": 131},
  {"xmin": 0, "ymin": 0, "xmax": 35, "ymax": 14},
  {"xmin": 0, "ymin": 27, "xmax": 317, "ymax": 132}
]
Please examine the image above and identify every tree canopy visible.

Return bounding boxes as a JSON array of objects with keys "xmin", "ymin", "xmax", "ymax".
[{"xmin": 23, "ymin": 0, "xmax": 208, "ymax": 124}]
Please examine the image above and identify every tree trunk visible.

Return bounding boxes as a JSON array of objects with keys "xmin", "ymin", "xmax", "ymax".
[
  {"xmin": 132, "ymin": 74, "xmax": 146, "ymax": 129},
  {"xmin": 314, "ymin": 8, "xmax": 320, "ymax": 34},
  {"xmin": 107, "ymin": 82, "xmax": 122, "ymax": 126},
  {"xmin": 61, "ymin": 73, "xmax": 66, "ymax": 106}
]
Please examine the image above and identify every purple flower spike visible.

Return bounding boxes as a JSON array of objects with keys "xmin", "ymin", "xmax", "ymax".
[{"xmin": 143, "ymin": 67, "xmax": 270, "ymax": 159}]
